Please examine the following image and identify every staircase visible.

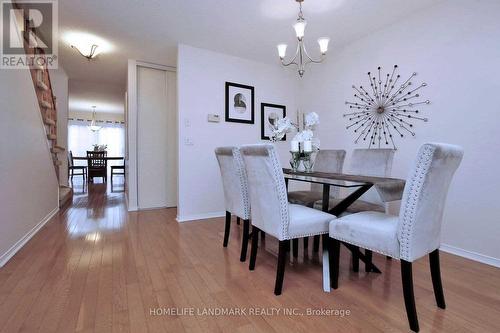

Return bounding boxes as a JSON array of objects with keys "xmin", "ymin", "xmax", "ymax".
[{"xmin": 23, "ymin": 19, "xmax": 73, "ymax": 207}]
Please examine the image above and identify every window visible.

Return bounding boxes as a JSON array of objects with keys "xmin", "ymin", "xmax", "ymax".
[{"xmin": 68, "ymin": 120, "xmax": 125, "ymax": 167}]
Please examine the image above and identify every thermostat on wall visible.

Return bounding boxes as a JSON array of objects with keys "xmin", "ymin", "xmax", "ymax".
[{"xmin": 207, "ymin": 114, "xmax": 220, "ymax": 123}]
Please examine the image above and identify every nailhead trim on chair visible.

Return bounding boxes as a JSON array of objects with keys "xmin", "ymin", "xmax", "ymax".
[
  {"xmin": 398, "ymin": 144, "xmax": 436, "ymax": 261},
  {"xmin": 267, "ymin": 145, "xmax": 291, "ymax": 240},
  {"xmin": 233, "ymin": 147, "xmax": 251, "ymax": 220},
  {"xmin": 330, "ymin": 235, "xmax": 399, "ymax": 258}
]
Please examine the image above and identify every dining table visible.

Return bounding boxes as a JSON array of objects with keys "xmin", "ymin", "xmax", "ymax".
[
  {"xmin": 72, "ymin": 156, "xmax": 124, "ymax": 161},
  {"xmin": 283, "ymin": 168, "xmax": 406, "ymax": 292}
]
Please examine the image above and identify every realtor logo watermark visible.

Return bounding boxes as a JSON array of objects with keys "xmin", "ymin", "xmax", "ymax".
[{"xmin": 1, "ymin": 0, "xmax": 58, "ymax": 69}]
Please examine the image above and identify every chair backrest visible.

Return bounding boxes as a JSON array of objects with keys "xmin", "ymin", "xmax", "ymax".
[
  {"xmin": 214, "ymin": 147, "xmax": 250, "ymax": 219},
  {"xmin": 310, "ymin": 149, "xmax": 346, "ymax": 198},
  {"xmin": 349, "ymin": 148, "xmax": 395, "ymax": 205},
  {"xmin": 68, "ymin": 151, "xmax": 74, "ymax": 167},
  {"xmin": 397, "ymin": 143, "xmax": 463, "ymax": 262},
  {"xmin": 240, "ymin": 144, "xmax": 290, "ymax": 240},
  {"xmin": 87, "ymin": 151, "xmax": 107, "ymax": 169}
]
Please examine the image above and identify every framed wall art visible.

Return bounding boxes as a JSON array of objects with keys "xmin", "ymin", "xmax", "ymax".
[
  {"xmin": 225, "ymin": 81, "xmax": 255, "ymax": 124},
  {"xmin": 261, "ymin": 103, "xmax": 286, "ymax": 140}
]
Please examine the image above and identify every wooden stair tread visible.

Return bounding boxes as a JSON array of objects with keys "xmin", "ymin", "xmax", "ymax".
[
  {"xmin": 40, "ymin": 100, "xmax": 52, "ymax": 109},
  {"xmin": 36, "ymin": 80, "xmax": 49, "ymax": 91},
  {"xmin": 43, "ymin": 117, "xmax": 55, "ymax": 126},
  {"xmin": 59, "ymin": 185, "xmax": 73, "ymax": 207},
  {"xmin": 51, "ymin": 146, "xmax": 65, "ymax": 153},
  {"xmin": 47, "ymin": 134, "xmax": 57, "ymax": 140}
]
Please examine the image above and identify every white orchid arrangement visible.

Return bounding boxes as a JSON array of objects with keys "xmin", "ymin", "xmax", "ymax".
[
  {"xmin": 268, "ymin": 111, "xmax": 320, "ymax": 151},
  {"xmin": 292, "ymin": 111, "xmax": 321, "ymax": 151}
]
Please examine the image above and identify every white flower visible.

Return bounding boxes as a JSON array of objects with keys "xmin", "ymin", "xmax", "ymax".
[
  {"xmin": 304, "ymin": 112, "xmax": 320, "ymax": 130},
  {"xmin": 270, "ymin": 117, "xmax": 295, "ymax": 141}
]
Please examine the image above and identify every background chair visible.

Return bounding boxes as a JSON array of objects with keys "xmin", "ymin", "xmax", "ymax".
[
  {"xmin": 111, "ymin": 158, "xmax": 125, "ymax": 187},
  {"xmin": 314, "ymin": 148, "xmax": 395, "ymax": 270},
  {"xmin": 288, "ymin": 149, "xmax": 346, "ymax": 253},
  {"xmin": 87, "ymin": 150, "xmax": 107, "ymax": 183},
  {"xmin": 328, "ymin": 143, "xmax": 463, "ymax": 332},
  {"xmin": 288, "ymin": 149, "xmax": 346, "ymax": 206},
  {"xmin": 68, "ymin": 150, "xmax": 86, "ymax": 182},
  {"xmin": 240, "ymin": 144, "xmax": 336, "ymax": 295},
  {"xmin": 215, "ymin": 146, "xmax": 252, "ymax": 262}
]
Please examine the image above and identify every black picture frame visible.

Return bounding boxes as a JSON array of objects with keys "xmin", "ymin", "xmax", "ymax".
[
  {"xmin": 225, "ymin": 82, "xmax": 255, "ymax": 124},
  {"xmin": 261, "ymin": 103, "xmax": 286, "ymax": 141}
]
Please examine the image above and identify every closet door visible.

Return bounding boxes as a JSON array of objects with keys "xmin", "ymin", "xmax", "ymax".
[{"xmin": 137, "ymin": 66, "xmax": 177, "ymax": 209}]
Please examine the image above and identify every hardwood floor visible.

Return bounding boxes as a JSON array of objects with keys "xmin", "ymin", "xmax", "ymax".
[{"xmin": 1, "ymin": 179, "xmax": 499, "ymax": 332}]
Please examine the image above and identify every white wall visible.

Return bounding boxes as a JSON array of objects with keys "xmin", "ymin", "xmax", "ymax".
[
  {"xmin": 177, "ymin": 44, "xmax": 299, "ymax": 221},
  {"xmin": 0, "ymin": 67, "xmax": 59, "ymax": 267},
  {"xmin": 300, "ymin": 0, "xmax": 500, "ymax": 262},
  {"xmin": 49, "ymin": 67, "xmax": 69, "ymax": 185}
]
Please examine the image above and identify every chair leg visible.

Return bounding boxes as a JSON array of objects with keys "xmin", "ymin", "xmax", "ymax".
[
  {"xmin": 329, "ymin": 238, "xmax": 340, "ymax": 289},
  {"xmin": 274, "ymin": 240, "xmax": 288, "ymax": 295},
  {"xmin": 429, "ymin": 249, "xmax": 446, "ymax": 309},
  {"xmin": 303, "ymin": 237, "xmax": 309, "ymax": 252},
  {"xmin": 236, "ymin": 217, "xmax": 240, "ymax": 225},
  {"xmin": 365, "ymin": 250, "xmax": 373, "ymax": 272},
  {"xmin": 249, "ymin": 227, "xmax": 260, "ymax": 270},
  {"xmin": 401, "ymin": 260, "xmax": 420, "ymax": 332},
  {"xmin": 223, "ymin": 211, "xmax": 231, "ymax": 247},
  {"xmin": 352, "ymin": 246, "xmax": 359, "ymax": 272},
  {"xmin": 292, "ymin": 239, "xmax": 298, "ymax": 258},
  {"xmin": 240, "ymin": 219, "xmax": 250, "ymax": 262},
  {"xmin": 313, "ymin": 235, "xmax": 320, "ymax": 252},
  {"xmin": 260, "ymin": 232, "xmax": 265, "ymax": 240}
]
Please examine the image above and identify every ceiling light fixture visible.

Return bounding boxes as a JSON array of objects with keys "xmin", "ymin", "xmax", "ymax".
[
  {"xmin": 62, "ymin": 31, "xmax": 113, "ymax": 61},
  {"xmin": 89, "ymin": 106, "xmax": 101, "ymax": 132},
  {"xmin": 71, "ymin": 43, "xmax": 99, "ymax": 60},
  {"xmin": 277, "ymin": 0, "xmax": 330, "ymax": 77}
]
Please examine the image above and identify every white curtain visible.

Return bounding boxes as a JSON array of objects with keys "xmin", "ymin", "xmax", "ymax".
[{"xmin": 68, "ymin": 120, "xmax": 125, "ymax": 167}]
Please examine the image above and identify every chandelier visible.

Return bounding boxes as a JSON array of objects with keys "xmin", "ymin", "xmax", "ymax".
[
  {"xmin": 89, "ymin": 106, "xmax": 101, "ymax": 132},
  {"xmin": 277, "ymin": 0, "xmax": 330, "ymax": 77}
]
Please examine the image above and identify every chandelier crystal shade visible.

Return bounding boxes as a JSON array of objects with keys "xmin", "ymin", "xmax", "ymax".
[{"xmin": 277, "ymin": 0, "xmax": 329, "ymax": 77}]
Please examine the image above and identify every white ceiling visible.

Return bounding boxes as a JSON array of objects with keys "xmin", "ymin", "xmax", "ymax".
[
  {"xmin": 58, "ymin": 0, "xmax": 440, "ymax": 86},
  {"xmin": 68, "ymin": 80, "xmax": 124, "ymax": 114}
]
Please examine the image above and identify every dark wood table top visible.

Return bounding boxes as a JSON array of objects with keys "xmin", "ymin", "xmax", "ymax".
[
  {"xmin": 283, "ymin": 168, "xmax": 406, "ymax": 202},
  {"xmin": 73, "ymin": 156, "xmax": 124, "ymax": 160}
]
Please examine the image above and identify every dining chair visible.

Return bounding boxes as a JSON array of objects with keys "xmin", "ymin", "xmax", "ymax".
[
  {"xmin": 314, "ymin": 148, "xmax": 395, "ymax": 269},
  {"xmin": 87, "ymin": 150, "xmax": 107, "ymax": 183},
  {"xmin": 314, "ymin": 148, "xmax": 395, "ymax": 214},
  {"xmin": 240, "ymin": 144, "xmax": 336, "ymax": 295},
  {"xmin": 111, "ymin": 158, "xmax": 125, "ymax": 187},
  {"xmin": 328, "ymin": 143, "xmax": 463, "ymax": 332},
  {"xmin": 288, "ymin": 149, "xmax": 346, "ymax": 206},
  {"xmin": 215, "ymin": 146, "xmax": 252, "ymax": 262},
  {"xmin": 288, "ymin": 149, "xmax": 346, "ymax": 253},
  {"xmin": 68, "ymin": 150, "xmax": 86, "ymax": 182}
]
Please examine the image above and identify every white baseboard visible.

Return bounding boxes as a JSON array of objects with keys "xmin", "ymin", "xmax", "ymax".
[
  {"xmin": 440, "ymin": 243, "xmax": 500, "ymax": 268},
  {"xmin": 176, "ymin": 211, "xmax": 225, "ymax": 223},
  {"xmin": 0, "ymin": 207, "xmax": 59, "ymax": 268}
]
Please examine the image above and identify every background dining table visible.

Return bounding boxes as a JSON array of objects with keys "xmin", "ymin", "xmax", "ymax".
[
  {"xmin": 283, "ymin": 168, "xmax": 406, "ymax": 292},
  {"xmin": 72, "ymin": 156, "xmax": 124, "ymax": 161}
]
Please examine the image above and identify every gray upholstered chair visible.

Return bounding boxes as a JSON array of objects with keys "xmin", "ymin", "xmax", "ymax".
[
  {"xmin": 328, "ymin": 143, "xmax": 463, "ymax": 332},
  {"xmin": 288, "ymin": 149, "xmax": 346, "ymax": 206},
  {"xmin": 314, "ymin": 148, "xmax": 395, "ymax": 269},
  {"xmin": 288, "ymin": 149, "xmax": 346, "ymax": 253},
  {"xmin": 240, "ymin": 144, "xmax": 336, "ymax": 295},
  {"xmin": 314, "ymin": 148, "xmax": 395, "ymax": 214},
  {"xmin": 215, "ymin": 146, "xmax": 251, "ymax": 262}
]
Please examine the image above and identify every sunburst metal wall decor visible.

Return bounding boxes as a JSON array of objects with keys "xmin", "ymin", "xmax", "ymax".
[{"xmin": 343, "ymin": 65, "xmax": 429, "ymax": 149}]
